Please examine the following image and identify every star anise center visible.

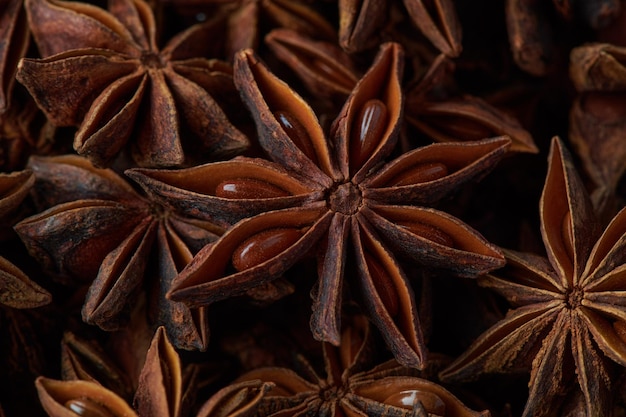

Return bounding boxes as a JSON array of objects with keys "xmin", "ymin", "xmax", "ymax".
[
  {"xmin": 319, "ymin": 384, "xmax": 347, "ymax": 404},
  {"xmin": 565, "ymin": 286, "xmax": 584, "ymax": 309},
  {"xmin": 327, "ymin": 182, "xmax": 362, "ymax": 215},
  {"xmin": 140, "ymin": 51, "xmax": 164, "ymax": 69}
]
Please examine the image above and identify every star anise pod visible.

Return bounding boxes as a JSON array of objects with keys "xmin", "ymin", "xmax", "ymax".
[
  {"xmin": 130, "ymin": 42, "xmax": 507, "ymax": 368},
  {"xmin": 0, "ymin": 0, "xmax": 29, "ymax": 115},
  {"xmin": 440, "ymin": 137, "xmax": 626, "ymax": 417},
  {"xmin": 235, "ymin": 313, "xmax": 489, "ymax": 417},
  {"xmin": 15, "ymin": 155, "xmax": 221, "ymax": 349},
  {"xmin": 16, "ymin": 0, "xmax": 249, "ymax": 168},
  {"xmin": 264, "ymin": 31, "xmax": 536, "ymax": 154},
  {"xmin": 37, "ymin": 326, "xmax": 203, "ymax": 417},
  {"xmin": 184, "ymin": 0, "xmax": 337, "ymax": 60},
  {"xmin": 569, "ymin": 43, "xmax": 626, "ymax": 216},
  {"xmin": 338, "ymin": 0, "xmax": 462, "ymax": 56}
]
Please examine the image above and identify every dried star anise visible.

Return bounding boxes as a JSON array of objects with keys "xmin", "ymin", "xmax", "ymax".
[
  {"xmin": 235, "ymin": 314, "xmax": 489, "ymax": 417},
  {"xmin": 0, "ymin": 0, "xmax": 29, "ymax": 115},
  {"xmin": 16, "ymin": 0, "xmax": 249, "ymax": 167},
  {"xmin": 37, "ymin": 326, "xmax": 203, "ymax": 417},
  {"xmin": 338, "ymin": 0, "xmax": 462, "ymax": 57},
  {"xmin": 130, "ymin": 42, "xmax": 507, "ymax": 368},
  {"xmin": 264, "ymin": 31, "xmax": 536, "ymax": 154},
  {"xmin": 15, "ymin": 155, "xmax": 221, "ymax": 349},
  {"xmin": 441, "ymin": 137, "xmax": 626, "ymax": 417}
]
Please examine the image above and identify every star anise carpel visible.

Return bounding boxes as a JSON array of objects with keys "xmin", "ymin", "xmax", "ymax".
[
  {"xmin": 441, "ymin": 137, "xmax": 626, "ymax": 417},
  {"xmin": 129, "ymin": 42, "xmax": 509, "ymax": 370},
  {"xmin": 15, "ymin": 154, "xmax": 221, "ymax": 350},
  {"xmin": 235, "ymin": 314, "xmax": 489, "ymax": 417},
  {"xmin": 15, "ymin": 0, "xmax": 249, "ymax": 168},
  {"xmin": 0, "ymin": 0, "xmax": 29, "ymax": 115},
  {"xmin": 37, "ymin": 326, "xmax": 195, "ymax": 417}
]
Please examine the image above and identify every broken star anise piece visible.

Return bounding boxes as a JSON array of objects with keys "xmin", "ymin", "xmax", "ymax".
[
  {"xmin": 15, "ymin": 155, "xmax": 221, "ymax": 350},
  {"xmin": 132, "ymin": 42, "xmax": 507, "ymax": 369},
  {"xmin": 16, "ymin": 0, "xmax": 249, "ymax": 167},
  {"xmin": 441, "ymin": 137, "xmax": 626, "ymax": 417},
  {"xmin": 235, "ymin": 314, "xmax": 489, "ymax": 417}
]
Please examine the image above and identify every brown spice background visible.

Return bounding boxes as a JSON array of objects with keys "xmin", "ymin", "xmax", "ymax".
[{"xmin": 2, "ymin": 0, "xmax": 626, "ymax": 416}]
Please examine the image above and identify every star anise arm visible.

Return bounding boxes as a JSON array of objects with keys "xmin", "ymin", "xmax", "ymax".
[
  {"xmin": 352, "ymin": 215, "xmax": 426, "ymax": 369},
  {"xmin": 571, "ymin": 314, "xmax": 613, "ymax": 417},
  {"xmin": 16, "ymin": 50, "xmax": 138, "ymax": 126},
  {"xmin": 25, "ymin": 0, "xmax": 138, "ymax": 57},
  {"xmin": 402, "ymin": 0, "xmax": 462, "ymax": 57},
  {"xmin": 439, "ymin": 302, "xmax": 561, "ymax": 383},
  {"xmin": 406, "ymin": 95, "xmax": 537, "ymax": 154},
  {"xmin": 134, "ymin": 327, "xmax": 183, "ymax": 417},
  {"xmin": 82, "ymin": 217, "xmax": 157, "ymax": 330},
  {"xmin": 522, "ymin": 311, "xmax": 572, "ymax": 417},
  {"xmin": 154, "ymin": 217, "xmax": 216, "ymax": 350},
  {"xmin": 541, "ymin": 138, "xmax": 599, "ymax": 287},
  {"xmin": 310, "ymin": 213, "xmax": 350, "ymax": 345},
  {"xmin": 195, "ymin": 380, "xmax": 274, "ymax": 417},
  {"xmin": 0, "ymin": 169, "xmax": 34, "ymax": 219},
  {"xmin": 15, "ymin": 200, "xmax": 145, "ymax": 280},
  {"xmin": 265, "ymin": 29, "xmax": 359, "ymax": 100},
  {"xmin": 337, "ymin": 0, "xmax": 387, "ymax": 53},
  {"xmin": 132, "ymin": 70, "xmax": 185, "ymax": 167},
  {"xmin": 234, "ymin": 48, "xmax": 338, "ymax": 185},
  {"xmin": 0, "ymin": 0, "xmax": 29, "ymax": 114},
  {"xmin": 334, "ymin": 42, "xmax": 404, "ymax": 182},
  {"xmin": 0, "ymin": 256, "xmax": 51, "ymax": 309},
  {"xmin": 481, "ymin": 249, "xmax": 565, "ymax": 306},
  {"xmin": 168, "ymin": 205, "xmax": 332, "ymax": 308},
  {"xmin": 582, "ymin": 206, "xmax": 626, "ymax": 288},
  {"xmin": 362, "ymin": 137, "xmax": 511, "ymax": 206},
  {"xmin": 127, "ymin": 158, "xmax": 322, "ymax": 227},
  {"xmin": 60, "ymin": 332, "xmax": 134, "ymax": 401},
  {"xmin": 35, "ymin": 377, "xmax": 139, "ymax": 417},
  {"xmin": 361, "ymin": 205, "xmax": 504, "ymax": 277},
  {"xmin": 263, "ymin": 0, "xmax": 336, "ymax": 43},
  {"xmin": 107, "ymin": 0, "xmax": 155, "ymax": 51},
  {"xmin": 73, "ymin": 71, "xmax": 148, "ymax": 167}
]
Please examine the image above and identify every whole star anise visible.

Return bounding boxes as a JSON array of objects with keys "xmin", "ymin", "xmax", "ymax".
[
  {"xmin": 130, "ymin": 42, "xmax": 508, "ymax": 369},
  {"xmin": 441, "ymin": 137, "xmax": 626, "ymax": 417},
  {"xmin": 235, "ymin": 314, "xmax": 489, "ymax": 417},
  {"xmin": 16, "ymin": 0, "xmax": 249, "ymax": 167},
  {"xmin": 37, "ymin": 326, "xmax": 204, "ymax": 417},
  {"xmin": 15, "ymin": 155, "xmax": 221, "ymax": 349},
  {"xmin": 338, "ymin": 0, "xmax": 462, "ymax": 56}
]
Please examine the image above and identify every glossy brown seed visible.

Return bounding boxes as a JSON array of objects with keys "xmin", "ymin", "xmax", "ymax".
[
  {"xmin": 65, "ymin": 398, "xmax": 116, "ymax": 417},
  {"xmin": 614, "ymin": 320, "xmax": 626, "ymax": 344},
  {"xmin": 383, "ymin": 389, "xmax": 446, "ymax": 414},
  {"xmin": 389, "ymin": 162, "xmax": 449, "ymax": 186},
  {"xmin": 350, "ymin": 99, "xmax": 388, "ymax": 172},
  {"xmin": 215, "ymin": 178, "xmax": 290, "ymax": 199},
  {"xmin": 232, "ymin": 228, "xmax": 304, "ymax": 271},
  {"xmin": 366, "ymin": 254, "xmax": 399, "ymax": 316},
  {"xmin": 274, "ymin": 110, "xmax": 318, "ymax": 164},
  {"xmin": 398, "ymin": 221, "xmax": 455, "ymax": 248}
]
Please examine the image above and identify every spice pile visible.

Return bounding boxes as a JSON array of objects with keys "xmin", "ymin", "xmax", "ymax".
[{"xmin": 2, "ymin": 0, "xmax": 626, "ymax": 415}]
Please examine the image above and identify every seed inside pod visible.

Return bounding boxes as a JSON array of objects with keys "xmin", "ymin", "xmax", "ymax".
[
  {"xmin": 215, "ymin": 178, "xmax": 290, "ymax": 199},
  {"xmin": 65, "ymin": 398, "xmax": 116, "ymax": 417},
  {"xmin": 232, "ymin": 228, "xmax": 304, "ymax": 271},
  {"xmin": 383, "ymin": 389, "xmax": 445, "ymax": 414},
  {"xmin": 350, "ymin": 99, "xmax": 388, "ymax": 172},
  {"xmin": 389, "ymin": 162, "xmax": 449, "ymax": 186},
  {"xmin": 274, "ymin": 110, "xmax": 318, "ymax": 164}
]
